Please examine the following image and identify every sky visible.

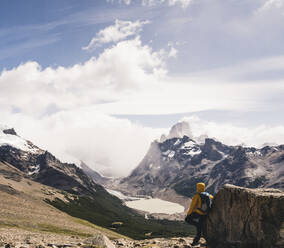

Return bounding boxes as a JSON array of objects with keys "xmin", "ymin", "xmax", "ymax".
[{"xmin": 0, "ymin": 0, "xmax": 284, "ymax": 176}]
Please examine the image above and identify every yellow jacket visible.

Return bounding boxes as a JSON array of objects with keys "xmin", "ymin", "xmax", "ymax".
[{"xmin": 187, "ymin": 183, "xmax": 214, "ymax": 216}]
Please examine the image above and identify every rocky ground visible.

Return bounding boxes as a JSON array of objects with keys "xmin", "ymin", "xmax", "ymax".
[
  {"xmin": 113, "ymin": 237, "xmax": 206, "ymax": 248},
  {"xmin": 0, "ymin": 227, "xmax": 205, "ymax": 248}
]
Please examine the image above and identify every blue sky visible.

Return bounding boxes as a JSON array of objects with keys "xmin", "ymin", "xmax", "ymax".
[
  {"xmin": 3, "ymin": 0, "xmax": 284, "ymax": 73},
  {"xmin": 1, "ymin": 0, "xmax": 284, "ymax": 176}
]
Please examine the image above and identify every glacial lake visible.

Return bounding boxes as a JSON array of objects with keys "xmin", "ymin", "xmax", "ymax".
[
  {"xmin": 107, "ymin": 188, "xmax": 185, "ymax": 214},
  {"xmin": 125, "ymin": 198, "xmax": 185, "ymax": 214}
]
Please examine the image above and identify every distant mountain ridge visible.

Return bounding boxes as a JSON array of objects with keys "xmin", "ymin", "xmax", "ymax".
[
  {"xmin": 80, "ymin": 161, "xmax": 110, "ymax": 186},
  {"xmin": 114, "ymin": 126, "xmax": 284, "ymax": 204}
]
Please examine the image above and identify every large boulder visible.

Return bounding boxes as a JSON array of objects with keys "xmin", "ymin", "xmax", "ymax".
[
  {"xmin": 205, "ymin": 184, "xmax": 284, "ymax": 248},
  {"xmin": 84, "ymin": 233, "xmax": 115, "ymax": 248}
]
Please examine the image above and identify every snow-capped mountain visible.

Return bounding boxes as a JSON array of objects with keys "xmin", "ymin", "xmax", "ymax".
[
  {"xmin": 0, "ymin": 126, "xmax": 103, "ymax": 195},
  {"xmin": 117, "ymin": 131, "xmax": 284, "ymax": 204},
  {"xmin": 160, "ymin": 121, "xmax": 208, "ymax": 144},
  {"xmin": 0, "ymin": 126, "xmax": 42, "ymax": 154}
]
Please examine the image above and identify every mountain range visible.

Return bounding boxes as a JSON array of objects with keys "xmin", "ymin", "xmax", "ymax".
[{"xmin": 102, "ymin": 121, "xmax": 284, "ymax": 208}]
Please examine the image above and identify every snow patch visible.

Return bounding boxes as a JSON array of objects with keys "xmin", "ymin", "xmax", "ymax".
[
  {"xmin": 0, "ymin": 130, "xmax": 41, "ymax": 154},
  {"xmin": 28, "ymin": 164, "xmax": 40, "ymax": 175},
  {"xmin": 162, "ymin": 150, "xmax": 171, "ymax": 156},
  {"xmin": 184, "ymin": 148, "xmax": 201, "ymax": 156},
  {"xmin": 246, "ymin": 150, "xmax": 262, "ymax": 157},
  {"xmin": 168, "ymin": 151, "xmax": 175, "ymax": 158},
  {"xmin": 183, "ymin": 141, "xmax": 196, "ymax": 147},
  {"xmin": 174, "ymin": 139, "xmax": 181, "ymax": 146}
]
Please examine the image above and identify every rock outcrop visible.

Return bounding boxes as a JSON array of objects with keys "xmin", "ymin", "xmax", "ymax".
[
  {"xmin": 85, "ymin": 233, "xmax": 115, "ymax": 248},
  {"xmin": 205, "ymin": 184, "xmax": 284, "ymax": 248},
  {"xmin": 2, "ymin": 128, "xmax": 17, "ymax": 136}
]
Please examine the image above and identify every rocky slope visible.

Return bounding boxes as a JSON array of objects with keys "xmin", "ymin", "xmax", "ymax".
[
  {"xmin": 116, "ymin": 133, "xmax": 284, "ymax": 206},
  {"xmin": 0, "ymin": 161, "xmax": 126, "ymax": 243},
  {"xmin": 205, "ymin": 184, "xmax": 284, "ymax": 248},
  {"xmin": 0, "ymin": 126, "xmax": 103, "ymax": 196},
  {"xmin": 80, "ymin": 161, "xmax": 110, "ymax": 186}
]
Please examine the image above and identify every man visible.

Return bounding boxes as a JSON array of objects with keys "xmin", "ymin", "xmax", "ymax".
[{"xmin": 185, "ymin": 182, "xmax": 213, "ymax": 246}]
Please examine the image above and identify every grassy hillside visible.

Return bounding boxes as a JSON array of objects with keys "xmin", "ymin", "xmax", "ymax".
[
  {"xmin": 46, "ymin": 194, "xmax": 195, "ymax": 240},
  {"xmin": 0, "ymin": 161, "xmax": 127, "ymax": 240},
  {"xmin": 0, "ymin": 161, "xmax": 194, "ymax": 240}
]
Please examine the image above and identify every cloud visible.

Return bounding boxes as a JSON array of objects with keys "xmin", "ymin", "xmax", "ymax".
[
  {"xmin": 189, "ymin": 55, "xmax": 284, "ymax": 82},
  {"xmin": 3, "ymin": 108, "xmax": 284, "ymax": 177},
  {"xmin": 1, "ymin": 34, "xmax": 283, "ymax": 117},
  {"xmin": 1, "ymin": 108, "xmax": 164, "ymax": 177},
  {"xmin": 109, "ymin": 0, "xmax": 193, "ymax": 8},
  {"xmin": 181, "ymin": 116, "xmax": 284, "ymax": 148},
  {"xmin": 257, "ymin": 0, "xmax": 284, "ymax": 12},
  {"xmin": 168, "ymin": 0, "xmax": 192, "ymax": 8},
  {"xmin": 168, "ymin": 43, "xmax": 178, "ymax": 58},
  {"xmin": 107, "ymin": 0, "xmax": 132, "ymax": 5},
  {"xmin": 0, "ymin": 36, "xmax": 166, "ymax": 117},
  {"xmin": 82, "ymin": 19, "xmax": 150, "ymax": 50}
]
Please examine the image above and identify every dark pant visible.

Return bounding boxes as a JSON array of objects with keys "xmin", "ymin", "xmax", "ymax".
[{"xmin": 185, "ymin": 212, "xmax": 204, "ymax": 243}]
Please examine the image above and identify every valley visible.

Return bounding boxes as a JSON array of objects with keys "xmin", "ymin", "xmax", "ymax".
[
  {"xmin": 0, "ymin": 126, "xmax": 195, "ymax": 241},
  {"xmin": 0, "ymin": 123, "xmax": 283, "ymax": 247}
]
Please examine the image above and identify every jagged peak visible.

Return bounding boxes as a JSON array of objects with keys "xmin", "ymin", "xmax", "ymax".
[
  {"xmin": 0, "ymin": 125, "xmax": 18, "ymax": 136},
  {"xmin": 3, "ymin": 128, "xmax": 18, "ymax": 136},
  {"xmin": 160, "ymin": 121, "xmax": 193, "ymax": 142},
  {"xmin": 168, "ymin": 121, "xmax": 193, "ymax": 140}
]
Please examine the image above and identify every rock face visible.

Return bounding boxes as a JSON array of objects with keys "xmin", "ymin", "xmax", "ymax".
[
  {"xmin": 0, "ymin": 145, "xmax": 104, "ymax": 196},
  {"xmin": 205, "ymin": 184, "xmax": 284, "ymax": 248},
  {"xmin": 117, "ymin": 134, "xmax": 284, "ymax": 206},
  {"xmin": 166, "ymin": 121, "xmax": 193, "ymax": 140},
  {"xmin": 2, "ymin": 128, "xmax": 17, "ymax": 136}
]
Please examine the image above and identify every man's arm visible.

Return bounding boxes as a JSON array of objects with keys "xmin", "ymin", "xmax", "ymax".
[{"xmin": 187, "ymin": 194, "xmax": 198, "ymax": 215}]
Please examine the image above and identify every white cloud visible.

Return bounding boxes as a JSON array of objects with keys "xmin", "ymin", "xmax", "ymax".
[
  {"xmin": 1, "ymin": 37, "xmax": 283, "ymax": 117},
  {"xmin": 0, "ymin": 36, "xmax": 166, "ymax": 117},
  {"xmin": 168, "ymin": 45, "xmax": 178, "ymax": 58},
  {"xmin": 109, "ymin": 0, "xmax": 192, "ymax": 8},
  {"xmin": 1, "ymin": 108, "xmax": 165, "ymax": 177},
  {"xmin": 182, "ymin": 116, "xmax": 284, "ymax": 148},
  {"xmin": 82, "ymin": 19, "xmax": 149, "ymax": 50},
  {"xmin": 257, "ymin": 0, "xmax": 284, "ymax": 12},
  {"xmin": 107, "ymin": 0, "xmax": 131, "ymax": 5},
  {"xmin": 168, "ymin": 0, "xmax": 192, "ymax": 8},
  {"xmin": 189, "ymin": 55, "xmax": 284, "ymax": 82}
]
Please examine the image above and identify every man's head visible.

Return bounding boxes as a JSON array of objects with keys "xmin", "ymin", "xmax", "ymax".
[{"xmin": 196, "ymin": 182, "xmax": 205, "ymax": 193}]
